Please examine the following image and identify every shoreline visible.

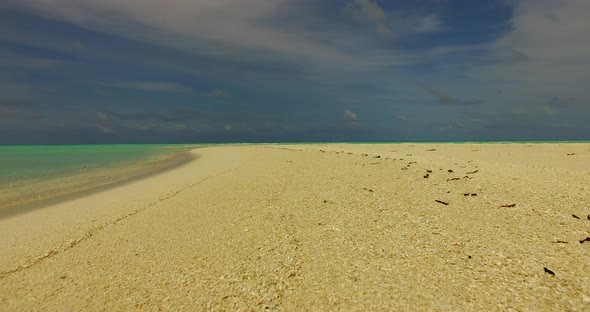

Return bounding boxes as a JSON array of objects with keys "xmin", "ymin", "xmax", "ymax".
[
  {"xmin": 1, "ymin": 144, "xmax": 589, "ymax": 310},
  {"xmin": 0, "ymin": 148, "xmax": 197, "ymax": 219}
]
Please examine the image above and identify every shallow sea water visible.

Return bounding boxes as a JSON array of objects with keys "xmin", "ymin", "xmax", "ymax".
[{"xmin": 0, "ymin": 144, "xmax": 196, "ymax": 211}]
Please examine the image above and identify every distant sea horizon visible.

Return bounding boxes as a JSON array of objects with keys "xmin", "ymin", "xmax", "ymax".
[{"xmin": 3, "ymin": 139, "xmax": 589, "ymax": 147}]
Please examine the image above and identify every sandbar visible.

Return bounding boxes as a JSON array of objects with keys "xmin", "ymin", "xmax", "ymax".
[{"xmin": 1, "ymin": 144, "xmax": 589, "ymax": 310}]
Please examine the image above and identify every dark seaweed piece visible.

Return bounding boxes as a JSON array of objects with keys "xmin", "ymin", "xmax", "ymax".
[
  {"xmin": 566, "ymin": 153, "xmax": 576, "ymax": 156},
  {"xmin": 435, "ymin": 200, "xmax": 449, "ymax": 205},
  {"xmin": 572, "ymin": 214, "xmax": 580, "ymax": 219},
  {"xmin": 554, "ymin": 240, "xmax": 568, "ymax": 244},
  {"xmin": 448, "ymin": 169, "xmax": 454, "ymax": 173},
  {"xmin": 426, "ymin": 149, "xmax": 436, "ymax": 151},
  {"xmin": 447, "ymin": 178, "xmax": 461, "ymax": 181},
  {"xmin": 426, "ymin": 169, "xmax": 433, "ymax": 173},
  {"xmin": 587, "ymin": 214, "xmax": 590, "ymax": 221},
  {"xmin": 463, "ymin": 193, "xmax": 470, "ymax": 196},
  {"xmin": 374, "ymin": 155, "xmax": 381, "ymax": 158},
  {"xmin": 580, "ymin": 237, "xmax": 590, "ymax": 244},
  {"xmin": 363, "ymin": 188, "xmax": 374, "ymax": 193},
  {"xmin": 470, "ymin": 193, "xmax": 477, "ymax": 196},
  {"xmin": 500, "ymin": 204, "xmax": 516, "ymax": 208},
  {"xmin": 466, "ymin": 170, "xmax": 479, "ymax": 174},
  {"xmin": 544, "ymin": 267, "xmax": 555, "ymax": 276},
  {"xmin": 424, "ymin": 174, "xmax": 429, "ymax": 178}
]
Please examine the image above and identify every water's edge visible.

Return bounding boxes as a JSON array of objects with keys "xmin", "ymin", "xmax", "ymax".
[{"xmin": 0, "ymin": 150, "xmax": 198, "ymax": 220}]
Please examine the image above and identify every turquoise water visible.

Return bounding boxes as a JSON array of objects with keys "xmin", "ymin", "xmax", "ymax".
[
  {"xmin": 0, "ymin": 144, "xmax": 202, "ymax": 211},
  {"xmin": 0, "ymin": 144, "xmax": 193, "ymax": 188}
]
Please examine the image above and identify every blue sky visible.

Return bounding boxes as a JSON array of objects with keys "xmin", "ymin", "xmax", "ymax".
[{"xmin": 1, "ymin": 0, "xmax": 589, "ymax": 143}]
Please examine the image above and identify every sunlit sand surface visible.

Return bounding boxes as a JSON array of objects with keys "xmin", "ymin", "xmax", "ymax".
[{"xmin": 1, "ymin": 144, "xmax": 589, "ymax": 310}]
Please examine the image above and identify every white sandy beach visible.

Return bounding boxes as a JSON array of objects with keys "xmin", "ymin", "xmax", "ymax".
[{"xmin": 1, "ymin": 144, "xmax": 589, "ymax": 310}]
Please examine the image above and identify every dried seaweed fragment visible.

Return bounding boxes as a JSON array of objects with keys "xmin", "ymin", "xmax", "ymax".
[{"xmin": 544, "ymin": 267, "xmax": 555, "ymax": 276}]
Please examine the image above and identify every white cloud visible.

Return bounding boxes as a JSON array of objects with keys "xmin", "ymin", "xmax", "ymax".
[
  {"xmin": 344, "ymin": 0, "xmax": 393, "ymax": 39},
  {"xmin": 353, "ymin": 0, "xmax": 387, "ymax": 23},
  {"xmin": 344, "ymin": 109, "xmax": 358, "ymax": 121},
  {"xmin": 457, "ymin": 0, "xmax": 590, "ymax": 119},
  {"xmin": 14, "ymin": 0, "xmax": 359, "ymax": 68},
  {"xmin": 96, "ymin": 112, "xmax": 109, "ymax": 121},
  {"xmin": 10, "ymin": 0, "xmax": 450, "ymax": 73},
  {"xmin": 343, "ymin": 1, "xmax": 447, "ymax": 40},
  {"xmin": 413, "ymin": 14, "xmax": 447, "ymax": 33},
  {"xmin": 471, "ymin": 0, "xmax": 590, "ymax": 86}
]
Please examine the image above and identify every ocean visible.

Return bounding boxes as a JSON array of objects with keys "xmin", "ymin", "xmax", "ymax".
[{"xmin": 0, "ymin": 144, "xmax": 195, "ymax": 213}]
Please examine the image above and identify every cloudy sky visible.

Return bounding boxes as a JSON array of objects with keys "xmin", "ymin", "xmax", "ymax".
[{"xmin": 1, "ymin": 0, "xmax": 589, "ymax": 143}]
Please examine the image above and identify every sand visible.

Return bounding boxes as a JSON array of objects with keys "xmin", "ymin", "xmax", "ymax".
[
  {"xmin": 0, "ymin": 147, "xmax": 193, "ymax": 215},
  {"xmin": 1, "ymin": 144, "xmax": 589, "ymax": 311}
]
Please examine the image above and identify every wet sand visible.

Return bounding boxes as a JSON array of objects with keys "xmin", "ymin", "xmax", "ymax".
[
  {"xmin": 0, "ymin": 148, "xmax": 194, "ymax": 218},
  {"xmin": 1, "ymin": 144, "xmax": 589, "ymax": 310}
]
